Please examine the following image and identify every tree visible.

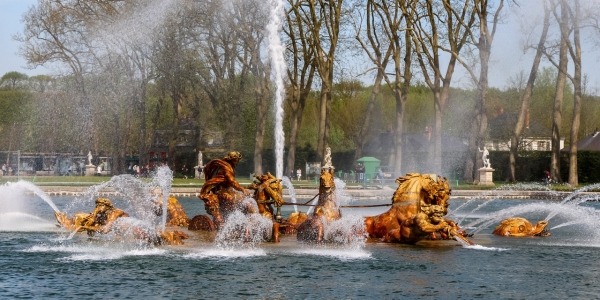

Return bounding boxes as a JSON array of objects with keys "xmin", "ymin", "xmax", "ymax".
[
  {"xmin": 408, "ymin": 0, "xmax": 476, "ymax": 174},
  {"xmin": 566, "ymin": 1, "xmax": 582, "ymax": 186},
  {"xmin": 448, "ymin": 0, "xmax": 505, "ymax": 182},
  {"xmin": 1, "ymin": 72, "xmax": 29, "ymax": 89},
  {"xmin": 303, "ymin": 0, "xmax": 345, "ymax": 160},
  {"xmin": 508, "ymin": 2, "xmax": 552, "ymax": 182},
  {"xmin": 17, "ymin": 0, "xmax": 119, "ymax": 150},
  {"xmin": 284, "ymin": 0, "xmax": 316, "ymax": 177},
  {"xmin": 548, "ymin": 0, "xmax": 569, "ymax": 183},
  {"xmin": 353, "ymin": 0, "xmax": 414, "ymax": 174}
]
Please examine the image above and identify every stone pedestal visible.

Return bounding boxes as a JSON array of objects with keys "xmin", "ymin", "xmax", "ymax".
[
  {"xmin": 478, "ymin": 167, "xmax": 495, "ymax": 186},
  {"xmin": 85, "ymin": 165, "xmax": 96, "ymax": 176}
]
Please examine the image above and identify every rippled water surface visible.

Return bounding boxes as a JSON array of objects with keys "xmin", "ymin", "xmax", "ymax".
[{"xmin": 2, "ymin": 196, "xmax": 600, "ymax": 299}]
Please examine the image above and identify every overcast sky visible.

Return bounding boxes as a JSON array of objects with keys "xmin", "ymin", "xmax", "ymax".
[{"xmin": 1, "ymin": 0, "xmax": 599, "ymax": 93}]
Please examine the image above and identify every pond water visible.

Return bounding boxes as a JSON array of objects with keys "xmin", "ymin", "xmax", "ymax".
[{"xmin": 1, "ymin": 190, "xmax": 600, "ymax": 299}]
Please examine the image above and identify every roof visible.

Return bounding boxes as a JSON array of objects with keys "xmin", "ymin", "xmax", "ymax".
[
  {"xmin": 577, "ymin": 131, "xmax": 600, "ymax": 151},
  {"xmin": 356, "ymin": 156, "xmax": 380, "ymax": 162}
]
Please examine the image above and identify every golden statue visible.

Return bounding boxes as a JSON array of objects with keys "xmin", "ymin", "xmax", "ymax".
[
  {"xmin": 247, "ymin": 172, "xmax": 284, "ymax": 242},
  {"xmin": 55, "ymin": 197, "xmax": 188, "ymax": 245},
  {"xmin": 198, "ymin": 151, "xmax": 251, "ymax": 229},
  {"xmin": 296, "ymin": 161, "xmax": 341, "ymax": 242},
  {"xmin": 493, "ymin": 217, "xmax": 550, "ymax": 237},
  {"xmin": 55, "ymin": 198, "xmax": 128, "ymax": 235},
  {"xmin": 364, "ymin": 173, "xmax": 472, "ymax": 245},
  {"xmin": 152, "ymin": 189, "xmax": 189, "ymax": 227}
]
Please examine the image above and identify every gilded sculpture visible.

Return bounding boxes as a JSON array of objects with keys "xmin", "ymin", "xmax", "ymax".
[
  {"xmin": 197, "ymin": 151, "xmax": 252, "ymax": 229},
  {"xmin": 492, "ymin": 217, "xmax": 551, "ymax": 237},
  {"xmin": 247, "ymin": 172, "xmax": 285, "ymax": 242},
  {"xmin": 54, "ymin": 197, "xmax": 189, "ymax": 245},
  {"xmin": 364, "ymin": 173, "xmax": 472, "ymax": 245},
  {"xmin": 296, "ymin": 151, "xmax": 341, "ymax": 242}
]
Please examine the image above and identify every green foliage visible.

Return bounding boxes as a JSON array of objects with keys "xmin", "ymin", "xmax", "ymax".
[
  {"xmin": 0, "ymin": 89, "xmax": 31, "ymax": 124},
  {"xmin": 1, "ymin": 72, "xmax": 29, "ymax": 89}
]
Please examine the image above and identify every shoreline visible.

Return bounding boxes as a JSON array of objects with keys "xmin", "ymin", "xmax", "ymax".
[{"xmin": 34, "ymin": 185, "xmax": 591, "ymax": 200}]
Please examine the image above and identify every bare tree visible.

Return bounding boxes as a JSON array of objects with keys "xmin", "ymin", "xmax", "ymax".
[
  {"xmin": 565, "ymin": 1, "xmax": 582, "ymax": 186},
  {"xmin": 283, "ymin": 0, "xmax": 316, "ymax": 176},
  {"xmin": 549, "ymin": 0, "xmax": 569, "ymax": 183},
  {"xmin": 408, "ymin": 0, "xmax": 476, "ymax": 174},
  {"xmin": 446, "ymin": 0, "xmax": 505, "ymax": 182},
  {"xmin": 230, "ymin": 0, "xmax": 271, "ymax": 175},
  {"xmin": 302, "ymin": 0, "xmax": 344, "ymax": 160},
  {"xmin": 508, "ymin": 2, "xmax": 552, "ymax": 182},
  {"xmin": 17, "ymin": 0, "xmax": 115, "ymax": 150},
  {"xmin": 352, "ymin": 0, "xmax": 414, "ymax": 174}
]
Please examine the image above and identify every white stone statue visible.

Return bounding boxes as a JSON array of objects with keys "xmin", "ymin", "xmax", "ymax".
[
  {"xmin": 195, "ymin": 151, "xmax": 204, "ymax": 179},
  {"xmin": 87, "ymin": 151, "xmax": 93, "ymax": 166},
  {"xmin": 323, "ymin": 147, "xmax": 333, "ymax": 169},
  {"xmin": 479, "ymin": 147, "xmax": 491, "ymax": 169},
  {"xmin": 197, "ymin": 151, "xmax": 203, "ymax": 168}
]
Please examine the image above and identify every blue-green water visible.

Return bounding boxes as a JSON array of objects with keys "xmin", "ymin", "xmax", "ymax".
[{"xmin": 2, "ymin": 196, "xmax": 600, "ymax": 299}]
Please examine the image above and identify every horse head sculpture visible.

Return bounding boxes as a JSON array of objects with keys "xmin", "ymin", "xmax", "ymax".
[
  {"xmin": 365, "ymin": 173, "xmax": 472, "ymax": 245},
  {"xmin": 296, "ymin": 167, "xmax": 342, "ymax": 243}
]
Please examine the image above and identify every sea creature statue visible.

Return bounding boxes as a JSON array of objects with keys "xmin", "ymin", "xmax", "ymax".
[
  {"xmin": 196, "ymin": 151, "xmax": 253, "ymax": 230},
  {"xmin": 54, "ymin": 197, "xmax": 188, "ymax": 245},
  {"xmin": 492, "ymin": 217, "xmax": 551, "ymax": 237},
  {"xmin": 54, "ymin": 198, "xmax": 129, "ymax": 235},
  {"xmin": 364, "ymin": 173, "xmax": 473, "ymax": 245},
  {"xmin": 296, "ymin": 164, "xmax": 341, "ymax": 242},
  {"xmin": 247, "ymin": 172, "xmax": 284, "ymax": 242}
]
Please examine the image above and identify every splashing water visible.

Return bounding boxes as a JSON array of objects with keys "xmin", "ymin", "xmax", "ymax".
[
  {"xmin": 149, "ymin": 166, "xmax": 174, "ymax": 230},
  {"xmin": 0, "ymin": 181, "xmax": 61, "ymax": 231},
  {"xmin": 451, "ymin": 183, "xmax": 558, "ymax": 226},
  {"xmin": 215, "ymin": 210, "xmax": 273, "ymax": 249},
  {"xmin": 324, "ymin": 215, "xmax": 367, "ymax": 247},
  {"xmin": 266, "ymin": 0, "xmax": 286, "ymax": 178},
  {"xmin": 94, "ymin": 0, "xmax": 179, "ymax": 51},
  {"xmin": 545, "ymin": 182, "xmax": 600, "ymax": 221},
  {"xmin": 333, "ymin": 178, "xmax": 352, "ymax": 207},
  {"xmin": 65, "ymin": 165, "xmax": 174, "ymax": 234},
  {"xmin": 2, "ymin": 181, "xmax": 60, "ymax": 213},
  {"xmin": 281, "ymin": 176, "xmax": 297, "ymax": 212}
]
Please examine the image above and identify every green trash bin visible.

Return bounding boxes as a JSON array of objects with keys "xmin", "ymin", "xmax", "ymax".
[{"xmin": 356, "ymin": 157, "xmax": 381, "ymax": 184}]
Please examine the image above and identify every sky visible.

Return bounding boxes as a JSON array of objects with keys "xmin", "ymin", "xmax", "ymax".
[
  {"xmin": 1, "ymin": 0, "xmax": 599, "ymax": 93},
  {"xmin": 0, "ymin": 0, "xmax": 50, "ymax": 77}
]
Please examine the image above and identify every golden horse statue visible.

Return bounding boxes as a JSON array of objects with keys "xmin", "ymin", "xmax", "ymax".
[
  {"xmin": 247, "ymin": 172, "xmax": 284, "ymax": 242},
  {"xmin": 364, "ymin": 173, "xmax": 472, "ymax": 245},
  {"xmin": 296, "ymin": 166, "xmax": 341, "ymax": 242}
]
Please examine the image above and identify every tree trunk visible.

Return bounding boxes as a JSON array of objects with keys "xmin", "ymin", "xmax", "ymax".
[
  {"xmin": 509, "ymin": 4, "xmax": 550, "ymax": 181},
  {"xmin": 551, "ymin": 1, "xmax": 569, "ymax": 183},
  {"xmin": 568, "ymin": 1, "xmax": 581, "ymax": 186},
  {"xmin": 253, "ymin": 77, "xmax": 269, "ymax": 176}
]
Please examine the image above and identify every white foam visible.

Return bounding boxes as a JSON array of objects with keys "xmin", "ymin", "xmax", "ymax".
[
  {"xmin": 290, "ymin": 247, "xmax": 372, "ymax": 260},
  {"xmin": 183, "ymin": 247, "xmax": 267, "ymax": 259}
]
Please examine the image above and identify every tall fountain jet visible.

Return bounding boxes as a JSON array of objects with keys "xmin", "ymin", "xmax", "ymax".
[{"xmin": 267, "ymin": 0, "xmax": 286, "ymax": 179}]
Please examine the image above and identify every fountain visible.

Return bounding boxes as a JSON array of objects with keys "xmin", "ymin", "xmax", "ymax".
[
  {"xmin": 3, "ymin": 1, "xmax": 600, "ymax": 298},
  {"xmin": 3, "ymin": 161, "xmax": 600, "ymax": 298}
]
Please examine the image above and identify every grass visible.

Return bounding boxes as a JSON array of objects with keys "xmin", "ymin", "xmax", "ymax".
[{"xmin": 0, "ymin": 175, "xmax": 590, "ymax": 191}]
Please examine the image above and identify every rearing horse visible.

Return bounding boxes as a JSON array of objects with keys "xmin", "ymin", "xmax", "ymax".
[
  {"xmin": 364, "ymin": 173, "xmax": 472, "ymax": 245},
  {"xmin": 296, "ymin": 167, "xmax": 341, "ymax": 242}
]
